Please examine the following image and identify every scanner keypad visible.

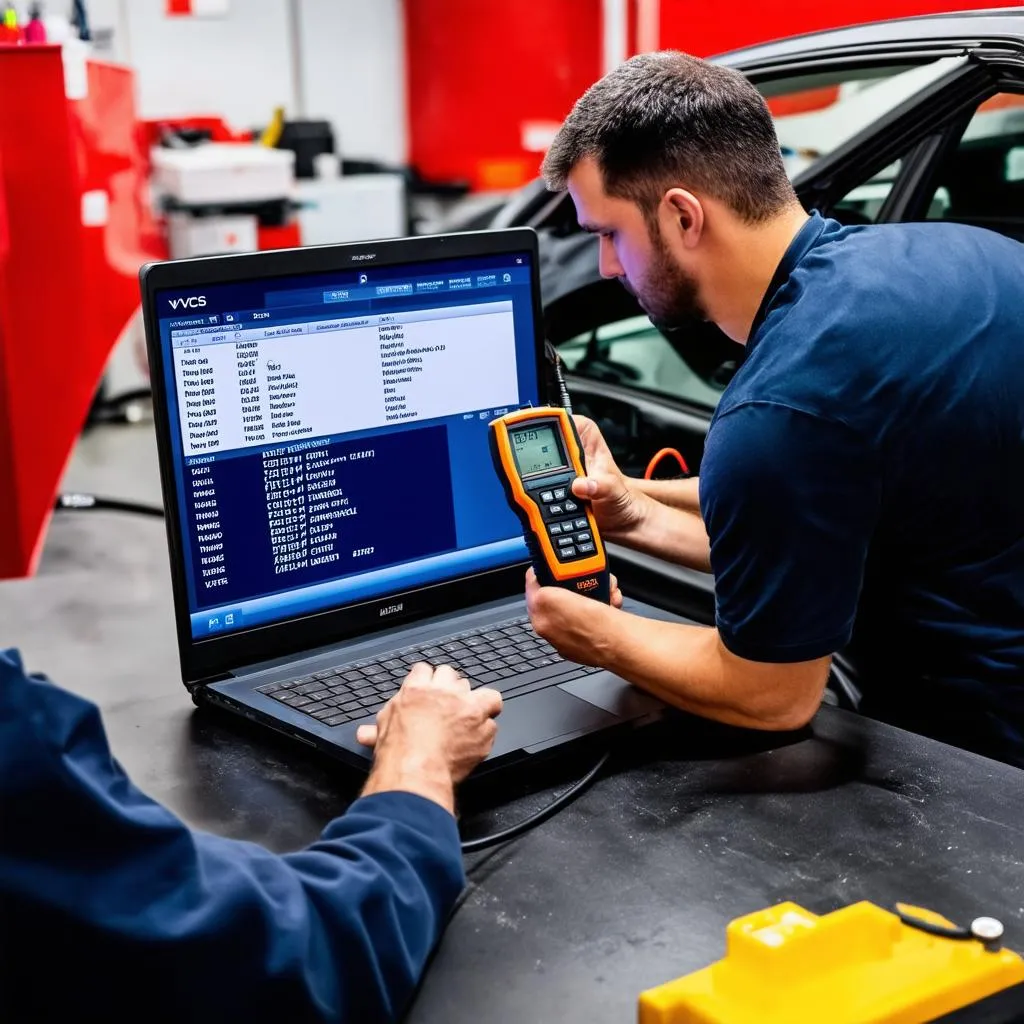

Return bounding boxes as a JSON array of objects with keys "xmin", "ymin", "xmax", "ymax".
[{"xmin": 526, "ymin": 474, "xmax": 598, "ymax": 561}]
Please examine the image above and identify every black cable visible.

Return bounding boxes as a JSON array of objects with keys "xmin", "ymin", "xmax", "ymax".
[
  {"xmin": 895, "ymin": 908, "xmax": 970, "ymax": 940},
  {"xmin": 54, "ymin": 494, "xmax": 165, "ymax": 518},
  {"xmin": 545, "ymin": 339, "xmax": 573, "ymax": 414},
  {"xmin": 894, "ymin": 906, "xmax": 1005, "ymax": 952},
  {"xmin": 459, "ymin": 750, "xmax": 610, "ymax": 854},
  {"xmin": 87, "ymin": 388, "xmax": 153, "ymax": 426}
]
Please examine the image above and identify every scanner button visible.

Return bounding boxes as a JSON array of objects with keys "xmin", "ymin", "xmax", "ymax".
[
  {"xmin": 558, "ymin": 545, "xmax": 577, "ymax": 560},
  {"xmin": 575, "ymin": 532, "xmax": 592, "ymax": 544},
  {"xmin": 548, "ymin": 504, "xmax": 564, "ymax": 515},
  {"xmin": 577, "ymin": 542, "xmax": 596, "ymax": 554},
  {"xmin": 549, "ymin": 523, "xmax": 563, "ymax": 535},
  {"xmin": 563, "ymin": 499, "xmax": 579, "ymax": 512},
  {"xmin": 553, "ymin": 487, "xmax": 567, "ymax": 500},
  {"xmin": 574, "ymin": 517, "xmax": 588, "ymax": 530},
  {"xmin": 540, "ymin": 490, "xmax": 555, "ymax": 503},
  {"xmin": 557, "ymin": 536, "xmax": 574, "ymax": 547}
]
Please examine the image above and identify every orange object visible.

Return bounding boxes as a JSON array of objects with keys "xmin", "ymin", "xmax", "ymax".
[
  {"xmin": 0, "ymin": 48, "xmax": 165, "ymax": 578},
  {"xmin": 644, "ymin": 448, "xmax": 690, "ymax": 480},
  {"xmin": 489, "ymin": 406, "xmax": 610, "ymax": 602}
]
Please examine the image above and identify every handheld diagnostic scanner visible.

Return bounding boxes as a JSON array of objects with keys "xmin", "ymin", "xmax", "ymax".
[{"xmin": 488, "ymin": 407, "xmax": 610, "ymax": 602}]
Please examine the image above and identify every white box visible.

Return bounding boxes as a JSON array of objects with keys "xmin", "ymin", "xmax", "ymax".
[
  {"xmin": 295, "ymin": 174, "xmax": 405, "ymax": 246},
  {"xmin": 168, "ymin": 213, "xmax": 258, "ymax": 259},
  {"xmin": 152, "ymin": 143, "xmax": 295, "ymax": 206}
]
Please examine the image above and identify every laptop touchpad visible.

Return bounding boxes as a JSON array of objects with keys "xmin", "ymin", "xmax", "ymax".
[{"xmin": 488, "ymin": 688, "xmax": 618, "ymax": 758}]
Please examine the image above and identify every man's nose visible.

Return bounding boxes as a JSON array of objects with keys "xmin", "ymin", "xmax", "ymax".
[{"xmin": 598, "ymin": 236, "xmax": 623, "ymax": 280}]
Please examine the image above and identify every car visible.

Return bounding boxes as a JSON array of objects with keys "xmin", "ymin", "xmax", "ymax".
[{"xmin": 437, "ymin": 8, "xmax": 1024, "ymax": 704}]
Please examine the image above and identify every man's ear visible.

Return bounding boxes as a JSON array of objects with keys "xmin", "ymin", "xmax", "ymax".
[{"xmin": 663, "ymin": 188, "xmax": 704, "ymax": 249}]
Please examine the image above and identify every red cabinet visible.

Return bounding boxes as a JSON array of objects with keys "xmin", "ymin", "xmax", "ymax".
[{"xmin": 0, "ymin": 47, "xmax": 165, "ymax": 578}]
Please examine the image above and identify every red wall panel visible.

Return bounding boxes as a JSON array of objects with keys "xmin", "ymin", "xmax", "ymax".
[
  {"xmin": 0, "ymin": 49, "xmax": 164, "ymax": 578},
  {"xmin": 658, "ymin": 0, "xmax": 1024, "ymax": 58},
  {"xmin": 405, "ymin": 1, "xmax": 1022, "ymax": 193},
  {"xmin": 405, "ymin": 0, "xmax": 602, "ymax": 191}
]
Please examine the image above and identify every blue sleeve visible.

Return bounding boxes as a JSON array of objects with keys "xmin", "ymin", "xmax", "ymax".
[
  {"xmin": 699, "ymin": 402, "xmax": 882, "ymax": 662},
  {"xmin": 0, "ymin": 648, "xmax": 465, "ymax": 1023}
]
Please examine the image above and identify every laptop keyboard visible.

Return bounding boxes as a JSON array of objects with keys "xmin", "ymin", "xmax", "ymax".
[{"xmin": 255, "ymin": 614, "xmax": 602, "ymax": 728}]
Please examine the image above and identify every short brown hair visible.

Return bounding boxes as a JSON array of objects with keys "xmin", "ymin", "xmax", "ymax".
[{"xmin": 542, "ymin": 51, "xmax": 796, "ymax": 224}]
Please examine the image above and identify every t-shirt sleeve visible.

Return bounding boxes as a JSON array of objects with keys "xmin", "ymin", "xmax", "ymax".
[{"xmin": 699, "ymin": 401, "xmax": 882, "ymax": 663}]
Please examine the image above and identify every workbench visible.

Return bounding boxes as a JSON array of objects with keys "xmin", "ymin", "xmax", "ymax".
[{"xmin": 5, "ymin": 426, "xmax": 1023, "ymax": 1024}]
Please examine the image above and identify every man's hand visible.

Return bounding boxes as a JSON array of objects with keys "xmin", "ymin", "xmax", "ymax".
[
  {"xmin": 527, "ymin": 568, "xmax": 829, "ymax": 730},
  {"xmin": 525, "ymin": 568, "xmax": 623, "ymax": 667},
  {"xmin": 571, "ymin": 416, "xmax": 651, "ymax": 541},
  {"xmin": 358, "ymin": 664, "xmax": 502, "ymax": 814}
]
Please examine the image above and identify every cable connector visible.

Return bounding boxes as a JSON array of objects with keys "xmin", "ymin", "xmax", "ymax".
[{"xmin": 544, "ymin": 339, "xmax": 573, "ymax": 415}]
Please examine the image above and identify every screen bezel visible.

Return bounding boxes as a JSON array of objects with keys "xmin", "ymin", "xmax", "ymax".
[{"xmin": 141, "ymin": 227, "xmax": 547, "ymax": 685}]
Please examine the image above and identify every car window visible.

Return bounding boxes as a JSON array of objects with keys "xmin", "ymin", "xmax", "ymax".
[
  {"xmin": 557, "ymin": 316, "xmax": 729, "ymax": 408},
  {"xmin": 763, "ymin": 58, "xmax": 960, "ymax": 180},
  {"xmin": 919, "ymin": 92, "xmax": 1024, "ymax": 239}
]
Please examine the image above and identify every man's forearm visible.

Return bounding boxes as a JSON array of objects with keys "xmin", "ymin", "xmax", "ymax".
[
  {"xmin": 361, "ymin": 752, "xmax": 455, "ymax": 814},
  {"xmin": 607, "ymin": 492, "xmax": 712, "ymax": 573},
  {"xmin": 631, "ymin": 474, "xmax": 702, "ymax": 514},
  {"xmin": 594, "ymin": 608, "xmax": 827, "ymax": 731}
]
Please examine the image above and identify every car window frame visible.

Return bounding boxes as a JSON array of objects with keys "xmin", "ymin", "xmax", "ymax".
[
  {"xmin": 750, "ymin": 55, "xmax": 990, "ymax": 217},
  {"xmin": 885, "ymin": 57, "xmax": 1024, "ymax": 224}
]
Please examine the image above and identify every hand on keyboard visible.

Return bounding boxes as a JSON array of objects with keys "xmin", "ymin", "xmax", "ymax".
[
  {"xmin": 358, "ymin": 664, "xmax": 503, "ymax": 812},
  {"xmin": 256, "ymin": 615, "xmax": 603, "ymax": 727}
]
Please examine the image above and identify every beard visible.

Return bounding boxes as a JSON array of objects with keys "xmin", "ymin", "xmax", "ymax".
[{"xmin": 621, "ymin": 231, "xmax": 706, "ymax": 331}]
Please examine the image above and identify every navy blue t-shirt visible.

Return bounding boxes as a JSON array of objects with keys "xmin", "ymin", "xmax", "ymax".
[{"xmin": 699, "ymin": 213, "xmax": 1024, "ymax": 767}]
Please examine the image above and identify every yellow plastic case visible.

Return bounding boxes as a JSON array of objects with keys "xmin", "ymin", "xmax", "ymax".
[{"xmin": 639, "ymin": 901, "xmax": 1024, "ymax": 1024}]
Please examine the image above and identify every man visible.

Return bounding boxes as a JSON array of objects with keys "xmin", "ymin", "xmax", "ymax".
[
  {"xmin": 526, "ymin": 51, "xmax": 1024, "ymax": 768},
  {"xmin": 0, "ymin": 649, "xmax": 501, "ymax": 1021}
]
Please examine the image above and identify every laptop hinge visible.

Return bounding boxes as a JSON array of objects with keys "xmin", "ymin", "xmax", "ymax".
[{"xmin": 186, "ymin": 672, "xmax": 231, "ymax": 693}]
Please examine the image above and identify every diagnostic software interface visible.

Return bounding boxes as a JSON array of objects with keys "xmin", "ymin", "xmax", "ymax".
[{"xmin": 157, "ymin": 251, "xmax": 540, "ymax": 639}]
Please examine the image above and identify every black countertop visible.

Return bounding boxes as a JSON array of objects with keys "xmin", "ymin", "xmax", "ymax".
[{"xmin": 3, "ymin": 495, "xmax": 1023, "ymax": 1024}]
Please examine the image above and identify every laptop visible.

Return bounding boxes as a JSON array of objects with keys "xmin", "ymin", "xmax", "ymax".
[{"xmin": 141, "ymin": 227, "xmax": 683, "ymax": 773}]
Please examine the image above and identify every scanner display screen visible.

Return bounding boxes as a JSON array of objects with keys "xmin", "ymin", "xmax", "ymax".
[{"xmin": 510, "ymin": 424, "xmax": 567, "ymax": 477}]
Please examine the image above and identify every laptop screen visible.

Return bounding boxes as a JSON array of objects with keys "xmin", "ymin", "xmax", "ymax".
[{"xmin": 156, "ymin": 249, "xmax": 540, "ymax": 640}]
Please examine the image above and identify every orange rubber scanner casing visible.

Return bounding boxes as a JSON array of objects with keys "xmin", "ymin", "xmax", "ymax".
[{"xmin": 488, "ymin": 407, "xmax": 610, "ymax": 602}]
